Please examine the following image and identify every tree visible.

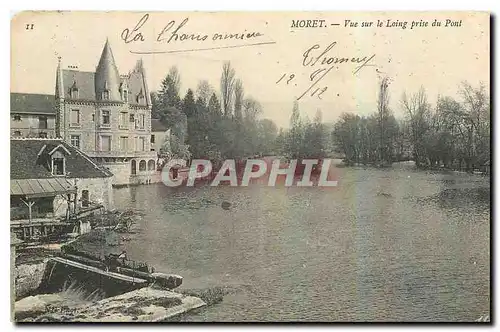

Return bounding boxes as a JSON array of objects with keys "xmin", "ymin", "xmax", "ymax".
[
  {"xmin": 401, "ymin": 86, "xmax": 431, "ymax": 167},
  {"xmin": 234, "ymin": 79, "xmax": 244, "ymax": 122},
  {"xmin": 285, "ymin": 101, "xmax": 303, "ymax": 160},
  {"xmin": 332, "ymin": 113, "xmax": 361, "ymax": 164},
  {"xmin": 169, "ymin": 133, "xmax": 192, "ymax": 161},
  {"xmin": 376, "ymin": 76, "xmax": 395, "ymax": 164},
  {"xmin": 208, "ymin": 93, "xmax": 222, "ymax": 118},
  {"xmin": 306, "ymin": 109, "xmax": 327, "ymax": 159},
  {"xmin": 156, "ymin": 66, "xmax": 183, "ymax": 128},
  {"xmin": 256, "ymin": 119, "xmax": 278, "ymax": 156},
  {"xmin": 242, "ymin": 97, "xmax": 262, "ymax": 122},
  {"xmin": 182, "ymin": 89, "xmax": 196, "ymax": 118},
  {"xmin": 220, "ymin": 61, "xmax": 236, "ymax": 117},
  {"xmin": 196, "ymin": 80, "xmax": 213, "ymax": 107},
  {"xmin": 459, "ymin": 81, "xmax": 490, "ymax": 169}
]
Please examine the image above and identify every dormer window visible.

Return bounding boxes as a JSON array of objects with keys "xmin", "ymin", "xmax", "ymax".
[
  {"xmin": 51, "ymin": 151, "xmax": 66, "ymax": 176},
  {"xmin": 103, "ymin": 90, "xmax": 110, "ymax": 100},
  {"xmin": 136, "ymin": 89, "xmax": 144, "ymax": 103},
  {"xmin": 123, "ymin": 90, "xmax": 128, "ymax": 102},
  {"xmin": 70, "ymin": 81, "xmax": 79, "ymax": 99}
]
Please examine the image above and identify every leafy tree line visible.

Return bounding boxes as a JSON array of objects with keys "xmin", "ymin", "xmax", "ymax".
[
  {"xmin": 151, "ymin": 62, "xmax": 279, "ymax": 164},
  {"xmin": 276, "ymin": 101, "xmax": 329, "ymax": 161},
  {"xmin": 331, "ymin": 78, "xmax": 490, "ymax": 171},
  {"xmin": 152, "ymin": 66, "xmax": 489, "ymax": 174}
]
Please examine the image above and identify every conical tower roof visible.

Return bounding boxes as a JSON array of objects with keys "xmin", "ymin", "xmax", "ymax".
[
  {"xmin": 55, "ymin": 57, "xmax": 64, "ymax": 99},
  {"xmin": 95, "ymin": 39, "xmax": 121, "ymax": 101}
]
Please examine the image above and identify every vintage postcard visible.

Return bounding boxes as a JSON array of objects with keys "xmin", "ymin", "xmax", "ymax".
[{"xmin": 10, "ymin": 11, "xmax": 490, "ymax": 322}]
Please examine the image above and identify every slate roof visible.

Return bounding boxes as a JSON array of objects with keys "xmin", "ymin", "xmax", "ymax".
[
  {"xmin": 151, "ymin": 118, "xmax": 168, "ymax": 132},
  {"xmin": 62, "ymin": 70, "xmax": 96, "ymax": 100},
  {"xmin": 59, "ymin": 42, "xmax": 150, "ymax": 106},
  {"xmin": 11, "ymin": 93, "xmax": 56, "ymax": 115},
  {"xmin": 11, "ymin": 139, "xmax": 113, "ymax": 179}
]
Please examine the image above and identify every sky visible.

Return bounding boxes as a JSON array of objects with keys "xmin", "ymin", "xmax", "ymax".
[{"xmin": 11, "ymin": 11, "xmax": 489, "ymax": 128}]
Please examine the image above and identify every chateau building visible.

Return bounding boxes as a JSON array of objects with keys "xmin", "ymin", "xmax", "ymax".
[{"xmin": 55, "ymin": 39, "xmax": 158, "ymax": 185}]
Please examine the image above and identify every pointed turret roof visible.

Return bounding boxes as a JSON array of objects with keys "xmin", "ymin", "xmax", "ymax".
[
  {"xmin": 128, "ymin": 59, "xmax": 151, "ymax": 107},
  {"xmin": 95, "ymin": 39, "xmax": 121, "ymax": 101},
  {"xmin": 55, "ymin": 57, "xmax": 64, "ymax": 99}
]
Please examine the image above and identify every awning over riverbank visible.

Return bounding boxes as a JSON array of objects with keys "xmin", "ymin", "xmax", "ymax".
[{"xmin": 10, "ymin": 178, "xmax": 76, "ymax": 198}]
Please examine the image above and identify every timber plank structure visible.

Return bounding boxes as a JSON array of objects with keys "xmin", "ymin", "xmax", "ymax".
[{"xmin": 50, "ymin": 256, "xmax": 148, "ymax": 285}]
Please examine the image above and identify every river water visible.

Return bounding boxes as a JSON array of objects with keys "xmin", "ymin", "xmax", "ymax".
[{"xmin": 114, "ymin": 161, "xmax": 490, "ymax": 322}]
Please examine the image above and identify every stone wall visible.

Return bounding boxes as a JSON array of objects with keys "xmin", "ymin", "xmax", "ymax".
[
  {"xmin": 52, "ymin": 177, "xmax": 115, "ymax": 217},
  {"xmin": 15, "ymin": 260, "xmax": 48, "ymax": 300},
  {"xmin": 76, "ymin": 177, "xmax": 114, "ymax": 211},
  {"xmin": 10, "ymin": 114, "xmax": 56, "ymax": 138},
  {"xmin": 105, "ymin": 162, "xmax": 131, "ymax": 186}
]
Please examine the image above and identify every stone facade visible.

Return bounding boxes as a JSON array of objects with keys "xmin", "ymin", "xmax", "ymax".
[
  {"xmin": 151, "ymin": 119, "xmax": 170, "ymax": 155},
  {"xmin": 10, "ymin": 93, "xmax": 57, "ymax": 138},
  {"xmin": 52, "ymin": 177, "xmax": 114, "ymax": 217},
  {"xmin": 10, "ymin": 114, "xmax": 56, "ymax": 138}
]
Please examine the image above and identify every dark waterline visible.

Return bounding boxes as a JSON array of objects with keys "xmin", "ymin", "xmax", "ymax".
[{"xmin": 114, "ymin": 163, "xmax": 490, "ymax": 322}]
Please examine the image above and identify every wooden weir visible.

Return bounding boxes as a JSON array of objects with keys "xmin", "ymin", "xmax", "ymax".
[{"xmin": 50, "ymin": 256, "xmax": 149, "ymax": 285}]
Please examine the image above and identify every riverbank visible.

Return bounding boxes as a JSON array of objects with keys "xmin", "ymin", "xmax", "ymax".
[
  {"xmin": 15, "ymin": 287, "xmax": 207, "ymax": 322},
  {"xmin": 13, "ymin": 210, "xmax": 227, "ymax": 322}
]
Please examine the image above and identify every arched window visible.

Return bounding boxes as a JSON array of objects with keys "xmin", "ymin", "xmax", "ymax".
[
  {"xmin": 139, "ymin": 160, "xmax": 146, "ymax": 171},
  {"xmin": 131, "ymin": 160, "xmax": 137, "ymax": 175},
  {"xmin": 148, "ymin": 160, "xmax": 155, "ymax": 171}
]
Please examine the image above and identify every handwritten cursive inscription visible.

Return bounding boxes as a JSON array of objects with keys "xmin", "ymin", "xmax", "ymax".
[
  {"xmin": 277, "ymin": 41, "xmax": 376, "ymax": 100},
  {"xmin": 121, "ymin": 14, "xmax": 272, "ymax": 54}
]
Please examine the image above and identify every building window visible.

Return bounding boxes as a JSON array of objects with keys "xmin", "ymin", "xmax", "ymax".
[
  {"xmin": 38, "ymin": 116, "xmax": 48, "ymax": 129},
  {"xmin": 151, "ymin": 135, "xmax": 155, "ymax": 143},
  {"xmin": 129, "ymin": 114, "xmax": 135, "ymax": 123},
  {"xmin": 139, "ymin": 160, "xmax": 147, "ymax": 171},
  {"xmin": 13, "ymin": 130, "xmax": 21, "ymax": 137},
  {"xmin": 71, "ymin": 88, "xmax": 79, "ymax": 99},
  {"xmin": 92, "ymin": 114, "xmax": 95, "ymax": 122},
  {"xmin": 39, "ymin": 132, "xmax": 48, "ymax": 138},
  {"xmin": 120, "ymin": 136, "xmax": 128, "ymax": 151},
  {"xmin": 138, "ymin": 137, "xmax": 146, "ymax": 151},
  {"xmin": 71, "ymin": 109, "xmax": 80, "ymax": 126},
  {"xmin": 81, "ymin": 190, "xmax": 90, "ymax": 207},
  {"xmin": 131, "ymin": 160, "xmax": 137, "ymax": 175},
  {"xmin": 148, "ymin": 160, "xmax": 155, "ymax": 171},
  {"xmin": 52, "ymin": 157, "xmax": 65, "ymax": 175},
  {"xmin": 103, "ymin": 90, "xmax": 110, "ymax": 100},
  {"xmin": 139, "ymin": 114, "xmax": 145, "ymax": 129},
  {"xmin": 70, "ymin": 135, "xmax": 80, "ymax": 149},
  {"xmin": 101, "ymin": 110, "xmax": 110, "ymax": 125},
  {"xmin": 13, "ymin": 115, "xmax": 21, "ymax": 121},
  {"xmin": 120, "ymin": 112, "xmax": 128, "ymax": 128},
  {"xmin": 123, "ymin": 90, "xmax": 128, "ymax": 102},
  {"xmin": 100, "ymin": 135, "xmax": 111, "ymax": 151}
]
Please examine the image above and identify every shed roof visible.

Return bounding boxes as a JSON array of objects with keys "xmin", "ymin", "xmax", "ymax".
[{"xmin": 11, "ymin": 178, "xmax": 76, "ymax": 198}]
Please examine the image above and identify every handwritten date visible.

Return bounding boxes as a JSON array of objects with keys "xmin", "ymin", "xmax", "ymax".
[{"xmin": 277, "ymin": 41, "xmax": 376, "ymax": 101}]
